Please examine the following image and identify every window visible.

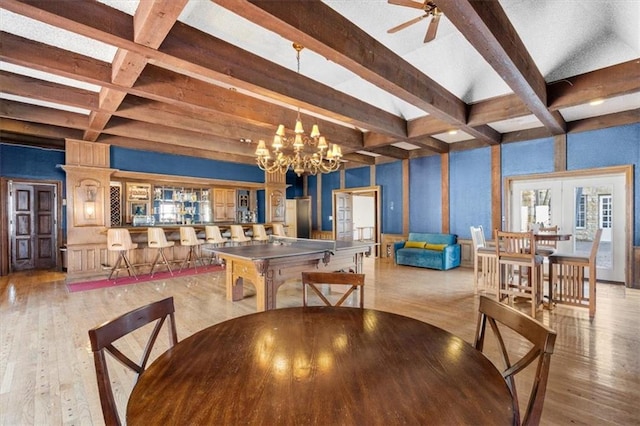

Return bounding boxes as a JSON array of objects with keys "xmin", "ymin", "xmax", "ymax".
[
  {"xmin": 575, "ymin": 193, "xmax": 586, "ymax": 229},
  {"xmin": 599, "ymin": 195, "xmax": 612, "ymax": 229}
]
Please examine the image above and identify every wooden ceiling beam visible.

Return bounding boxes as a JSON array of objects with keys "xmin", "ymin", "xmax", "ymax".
[
  {"xmin": 0, "ymin": 99, "xmax": 89, "ymax": 130},
  {"xmin": 567, "ymin": 108, "xmax": 640, "ymax": 133},
  {"xmin": 97, "ymin": 135, "xmax": 258, "ymax": 166},
  {"xmin": 548, "ymin": 59, "xmax": 640, "ymax": 110},
  {"xmin": 436, "ymin": 0, "xmax": 566, "ymax": 135},
  {"xmin": 0, "ymin": 117, "xmax": 83, "ymax": 140},
  {"xmin": 214, "ymin": 0, "xmax": 500, "ymax": 145},
  {"xmin": 1, "ymin": 0, "xmax": 404, "ymax": 138},
  {"xmin": 0, "ymin": 34, "xmax": 364, "ymax": 150}
]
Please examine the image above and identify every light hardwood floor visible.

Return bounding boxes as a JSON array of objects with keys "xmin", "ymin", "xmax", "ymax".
[{"xmin": 1, "ymin": 259, "xmax": 639, "ymax": 425}]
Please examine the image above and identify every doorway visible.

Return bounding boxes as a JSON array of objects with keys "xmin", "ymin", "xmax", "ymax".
[
  {"xmin": 333, "ymin": 186, "xmax": 381, "ymax": 257},
  {"xmin": 507, "ymin": 166, "xmax": 631, "ymax": 284},
  {"xmin": 7, "ymin": 180, "xmax": 60, "ymax": 272}
]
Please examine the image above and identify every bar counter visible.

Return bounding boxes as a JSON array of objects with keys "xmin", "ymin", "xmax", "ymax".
[{"xmin": 93, "ymin": 223, "xmax": 284, "ymax": 279}]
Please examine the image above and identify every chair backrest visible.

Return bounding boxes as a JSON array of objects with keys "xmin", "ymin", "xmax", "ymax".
[
  {"xmin": 180, "ymin": 226, "xmax": 200, "ymax": 246},
  {"xmin": 474, "ymin": 296, "xmax": 556, "ymax": 426},
  {"xmin": 470, "ymin": 225, "xmax": 487, "ymax": 250},
  {"xmin": 537, "ymin": 225, "xmax": 559, "ymax": 249},
  {"xmin": 230, "ymin": 225, "xmax": 250, "ymax": 241},
  {"xmin": 495, "ymin": 230, "xmax": 537, "ymax": 263},
  {"xmin": 588, "ymin": 228, "xmax": 603, "ymax": 264},
  {"xmin": 252, "ymin": 224, "xmax": 269, "ymax": 240},
  {"xmin": 272, "ymin": 223, "xmax": 286, "ymax": 237},
  {"xmin": 88, "ymin": 297, "xmax": 178, "ymax": 426},
  {"xmin": 205, "ymin": 225, "xmax": 226, "ymax": 243},
  {"xmin": 107, "ymin": 228, "xmax": 136, "ymax": 251},
  {"xmin": 147, "ymin": 227, "xmax": 170, "ymax": 248},
  {"xmin": 301, "ymin": 271, "xmax": 366, "ymax": 308}
]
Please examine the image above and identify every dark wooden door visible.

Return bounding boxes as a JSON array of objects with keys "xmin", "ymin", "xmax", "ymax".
[{"xmin": 11, "ymin": 183, "xmax": 57, "ymax": 271}]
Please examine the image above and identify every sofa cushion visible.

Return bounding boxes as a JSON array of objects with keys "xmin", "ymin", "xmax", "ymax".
[
  {"xmin": 404, "ymin": 241, "xmax": 426, "ymax": 249},
  {"xmin": 408, "ymin": 232, "xmax": 456, "ymax": 246},
  {"xmin": 424, "ymin": 243, "xmax": 447, "ymax": 251}
]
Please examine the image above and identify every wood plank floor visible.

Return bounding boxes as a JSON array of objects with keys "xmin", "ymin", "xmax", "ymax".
[{"xmin": 1, "ymin": 259, "xmax": 639, "ymax": 425}]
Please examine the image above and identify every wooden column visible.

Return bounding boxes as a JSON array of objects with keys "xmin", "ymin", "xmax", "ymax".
[
  {"xmin": 491, "ymin": 145, "xmax": 502, "ymax": 235},
  {"xmin": 62, "ymin": 139, "xmax": 116, "ymax": 280},
  {"xmin": 554, "ymin": 134, "xmax": 567, "ymax": 172},
  {"xmin": 402, "ymin": 159, "xmax": 409, "ymax": 235},
  {"xmin": 441, "ymin": 153, "xmax": 450, "ymax": 234}
]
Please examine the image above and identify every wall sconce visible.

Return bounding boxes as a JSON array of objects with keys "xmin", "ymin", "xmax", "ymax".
[{"xmin": 84, "ymin": 187, "xmax": 97, "ymax": 220}]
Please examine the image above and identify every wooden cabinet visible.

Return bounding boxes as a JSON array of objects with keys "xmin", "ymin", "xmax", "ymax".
[{"xmin": 214, "ymin": 189, "xmax": 237, "ymax": 221}]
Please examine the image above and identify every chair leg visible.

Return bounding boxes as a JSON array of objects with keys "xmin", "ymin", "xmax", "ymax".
[
  {"xmin": 108, "ymin": 253, "xmax": 123, "ymax": 280},
  {"xmin": 150, "ymin": 248, "xmax": 173, "ymax": 277},
  {"xmin": 180, "ymin": 246, "xmax": 201, "ymax": 272},
  {"xmin": 121, "ymin": 252, "xmax": 138, "ymax": 280}
]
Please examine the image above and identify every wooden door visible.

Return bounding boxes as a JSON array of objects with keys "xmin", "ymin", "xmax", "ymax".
[
  {"xmin": 11, "ymin": 183, "xmax": 57, "ymax": 271},
  {"xmin": 334, "ymin": 192, "xmax": 353, "ymax": 241}
]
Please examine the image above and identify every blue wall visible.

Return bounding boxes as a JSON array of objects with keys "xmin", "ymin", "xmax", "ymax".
[
  {"xmin": 409, "ymin": 155, "xmax": 442, "ymax": 233},
  {"xmin": 0, "ymin": 144, "xmax": 65, "ymax": 183},
  {"xmin": 502, "ymin": 137, "xmax": 555, "ymax": 177},
  {"xmin": 321, "ymin": 171, "xmax": 340, "ymax": 231},
  {"xmin": 111, "ymin": 147, "xmax": 264, "ymax": 183},
  {"xmin": 345, "ymin": 166, "xmax": 370, "ymax": 188},
  {"xmin": 308, "ymin": 175, "xmax": 318, "ymax": 230},
  {"xmin": 376, "ymin": 161, "xmax": 403, "ymax": 234},
  {"xmin": 449, "ymin": 148, "xmax": 493, "ymax": 239}
]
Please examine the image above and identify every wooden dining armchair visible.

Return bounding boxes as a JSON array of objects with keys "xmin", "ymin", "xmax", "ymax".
[
  {"xmin": 495, "ymin": 230, "xmax": 544, "ymax": 317},
  {"xmin": 88, "ymin": 297, "xmax": 178, "ymax": 426},
  {"xmin": 474, "ymin": 296, "xmax": 557, "ymax": 426},
  {"xmin": 301, "ymin": 271, "xmax": 365, "ymax": 308},
  {"xmin": 548, "ymin": 228, "xmax": 603, "ymax": 317}
]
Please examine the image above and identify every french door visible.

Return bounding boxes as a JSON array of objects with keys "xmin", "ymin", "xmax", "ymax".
[{"xmin": 510, "ymin": 173, "xmax": 626, "ymax": 282}]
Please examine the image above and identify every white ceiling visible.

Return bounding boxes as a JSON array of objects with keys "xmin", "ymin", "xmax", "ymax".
[{"xmin": 1, "ymin": 0, "xmax": 639, "ymax": 151}]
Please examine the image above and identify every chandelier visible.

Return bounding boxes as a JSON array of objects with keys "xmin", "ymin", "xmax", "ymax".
[{"xmin": 255, "ymin": 43, "xmax": 342, "ymax": 177}]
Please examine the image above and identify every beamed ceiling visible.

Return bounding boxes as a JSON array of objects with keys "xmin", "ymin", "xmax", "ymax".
[{"xmin": 1, "ymin": 0, "xmax": 639, "ymax": 169}]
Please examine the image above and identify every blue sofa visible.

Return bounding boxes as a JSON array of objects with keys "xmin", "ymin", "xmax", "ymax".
[{"xmin": 394, "ymin": 232, "xmax": 461, "ymax": 270}]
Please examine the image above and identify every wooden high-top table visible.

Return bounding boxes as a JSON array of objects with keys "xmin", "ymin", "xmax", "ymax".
[{"xmin": 127, "ymin": 307, "xmax": 514, "ymax": 425}]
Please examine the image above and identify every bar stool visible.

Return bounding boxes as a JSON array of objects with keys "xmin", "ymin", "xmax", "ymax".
[
  {"xmin": 271, "ymin": 223, "xmax": 286, "ymax": 237},
  {"xmin": 252, "ymin": 224, "xmax": 270, "ymax": 243},
  {"xmin": 148, "ymin": 227, "xmax": 175, "ymax": 276},
  {"xmin": 230, "ymin": 225, "xmax": 252, "ymax": 245},
  {"xmin": 180, "ymin": 227, "xmax": 204, "ymax": 271},
  {"xmin": 205, "ymin": 225, "xmax": 228, "ymax": 264},
  {"xmin": 107, "ymin": 229, "xmax": 138, "ymax": 280}
]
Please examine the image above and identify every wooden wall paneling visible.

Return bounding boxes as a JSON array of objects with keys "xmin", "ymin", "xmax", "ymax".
[
  {"xmin": 402, "ymin": 159, "xmax": 409, "ymax": 235},
  {"xmin": 440, "ymin": 153, "xmax": 450, "ymax": 233},
  {"xmin": 65, "ymin": 139, "xmax": 110, "ymax": 168},
  {"xmin": 0, "ymin": 179, "xmax": 9, "ymax": 275},
  {"xmin": 316, "ymin": 175, "xmax": 322, "ymax": 231},
  {"xmin": 633, "ymin": 247, "xmax": 640, "ymax": 288},
  {"xmin": 491, "ymin": 145, "xmax": 501, "ymax": 235},
  {"xmin": 554, "ymin": 134, "xmax": 567, "ymax": 171}
]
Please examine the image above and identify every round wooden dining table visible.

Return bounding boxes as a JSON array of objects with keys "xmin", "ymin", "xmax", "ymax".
[{"xmin": 127, "ymin": 307, "xmax": 514, "ymax": 425}]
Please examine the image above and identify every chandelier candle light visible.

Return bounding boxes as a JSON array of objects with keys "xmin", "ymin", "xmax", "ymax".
[{"xmin": 255, "ymin": 43, "xmax": 342, "ymax": 176}]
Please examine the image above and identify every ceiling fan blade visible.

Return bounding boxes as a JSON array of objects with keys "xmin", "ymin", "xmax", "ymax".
[
  {"xmin": 387, "ymin": 14, "xmax": 428, "ymax": 34},
  {"xmin": 424, "ymin": 14, "xmax": 441, "ymax": 43},
  {"xmin": 387, "ymin": 0, "xmax": 426, "ymax": 10}
]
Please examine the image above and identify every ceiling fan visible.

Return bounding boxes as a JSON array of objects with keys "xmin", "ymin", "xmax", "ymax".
[{"xmin": 387, "ymin": 0, "xmax": 442, "ymax": 43}]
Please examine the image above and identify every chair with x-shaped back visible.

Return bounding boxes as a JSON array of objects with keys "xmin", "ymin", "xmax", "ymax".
[{"xmin": 88, "ymin": 297, "xmax": 178, "ymax": 426}]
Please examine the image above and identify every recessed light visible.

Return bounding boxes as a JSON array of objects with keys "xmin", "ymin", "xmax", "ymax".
[
  {"xmin": 589, "ymin": 99, "xmax": 605, "ymax": 106},
  {"xmin": 448, "ymin": 129, "xmax": 458, "ymax": 135}
]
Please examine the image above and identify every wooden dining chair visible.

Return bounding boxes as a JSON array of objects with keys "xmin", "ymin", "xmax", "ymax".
[
  {"xmin": 470, "ymin": 225, "xmax": 498, "ymax": 295},
  {"xmin": 301, "ymin": 271, "xmax": 365, "ymax": 308},
  {"xmin": 495, "ymin": 230, "xmax": 544, "ymax": 317},
  {"xmin": 535, "ymin": 225, "xmax": 559, "ymax": 256},
  {"xmin": 548, "ymin": 228, "xmax": 603, "ymax": 317},
  {"xmin": 474, "ymin": 295, "xmax": 557, "ymax": 426},
  {"xmin": 88, "ymin": 297, "xmax": 178, "ymax": 426}
]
